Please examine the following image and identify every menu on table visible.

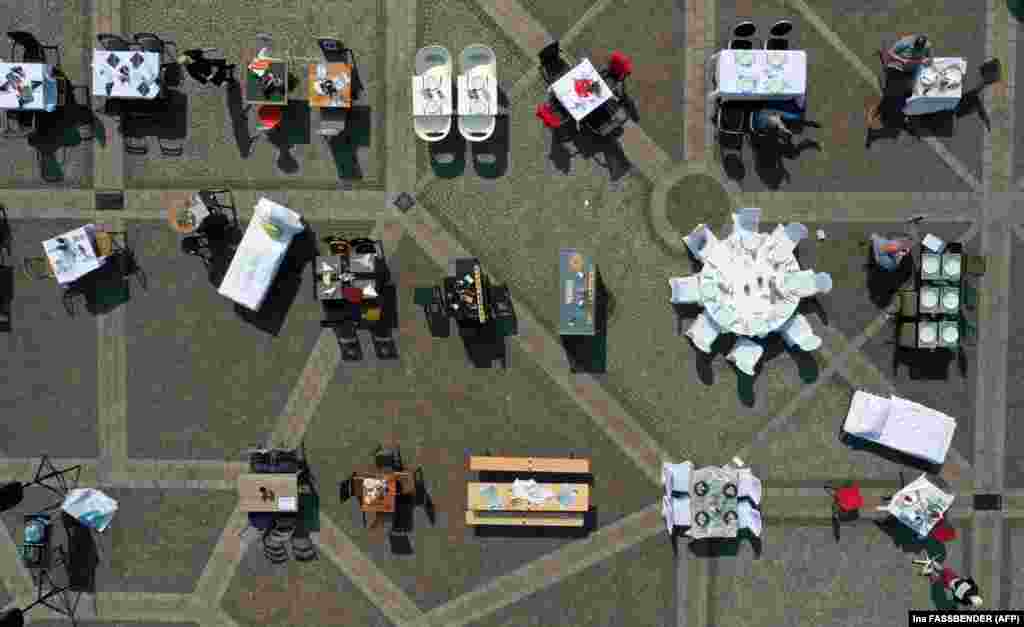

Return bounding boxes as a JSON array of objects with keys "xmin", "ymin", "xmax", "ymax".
[{"xmin": 559, "ymin": 249, "xmax": 595, "ymax": 336}]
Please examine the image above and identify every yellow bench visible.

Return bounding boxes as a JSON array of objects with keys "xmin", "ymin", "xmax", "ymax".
[{"xmin": 465, "ymin": 510, "xmax": 585, "ymax": 527}]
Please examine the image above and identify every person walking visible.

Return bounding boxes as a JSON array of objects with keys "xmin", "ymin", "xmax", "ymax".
[
  {"xmin": 178, "ymin": 49, "xmax": 236, "ymax": 87},
  {"xmin": 916, "ymin": 558, "xmax": 983, "ymax": 607}
]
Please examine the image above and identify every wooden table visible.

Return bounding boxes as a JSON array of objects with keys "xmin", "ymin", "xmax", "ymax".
[
  {"xmin": 353, "ymin": 471, "xmax": 414, "ymax": 515},
  {"xmin": 237, "ymin": 473, "xmax": 298, "ymax": 512},
  {"xmin": 308, "ymin": 63, "xmax": 352, "ymax": 108},
  {"xmin": 242, "ymin": 48, "xmax": 288, "ymax": 106},
  {"xmin": 469, "ymin": 456, "xmax": 590, "ymax": 474}
]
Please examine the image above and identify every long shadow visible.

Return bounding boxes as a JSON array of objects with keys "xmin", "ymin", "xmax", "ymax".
[
  {"xmin": 688, "ymin": 535, "xmax": 761, "ymax": 558},
  {"xmin": 458, "ymin": 321, "xmax": 506, "ymax": 368},
  {"xmin": 234, "ymin": 227, "xmax": 317, "ymax": 335},
  {"xmin": 955, "ymin": 85, "xmax": 992, "ymax": 132},
  {"xmin": 472, "ymin": 506, "xmax": 596, "ymax": 539},
  {"xmin": 470, "ymin": 113, "xmax": 509, "ymax": 179},
  {"xmin": 225, "ymin": 79, "xmax": 255, "ymax": 158},
  {"xmin": 570, "ymin": 130, "xmax": 633, "ymax": 183},
  {"xmin": 894, "ymin": 342, "xmax": 955, "ymax": 380},
  {"xmin": 750, "ymin": 133, "xmax": 821, "ymax": 189},
  {"xmin": 548, "ymin": 123, "xmax": 577, "ymax": 174},
  {"xmin": 265, "ymin": 99, "xmax": 311, "ymax": 175},
  {"xmin": 0, "ymin": 264, "xmax": 12, "ymax": 332},
  {"xmin": 839, "ymin": 432, "xmax": 944, "ymax": 475},
  {"xmin": 428, "ymin": 130, "xmax": 466, "ymax": 178},
  {"xmin": 61, "ymin": 512, "xmax": 99, "ymax": 597},
  {"xmin": 325, "ymin": 105, "xmax": 371, "ymax": 182}
]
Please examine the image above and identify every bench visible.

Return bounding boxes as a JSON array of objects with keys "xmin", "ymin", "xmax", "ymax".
[
  {"xmin": 465, "ymin": 510, "xmax": 585, "ymax": 527},
  {"xmin": 468, "ymin": 456, "xmax": 590, "ymax": 474}
]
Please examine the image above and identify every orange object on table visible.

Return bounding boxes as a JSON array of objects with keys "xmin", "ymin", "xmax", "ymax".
[
  {"xmin": 257, "ymin": 105, "xmax": 283, "ymax": 130},
  {"xmin": 308, "ymin": 63, "xmax": 353, "ymax": 108}
]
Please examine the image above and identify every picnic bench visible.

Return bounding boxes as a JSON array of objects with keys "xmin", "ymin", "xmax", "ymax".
[{"xmin": 466, "ymin": 456, "xmax": 591, "ymax": 527}]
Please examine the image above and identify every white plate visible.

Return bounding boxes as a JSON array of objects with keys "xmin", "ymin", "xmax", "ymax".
[
  {"xmin": 923, "ymin": 256, "xmax": 940, "ymax": 274},
  {"xmin": 942, "ymin": 326, "xmax": 959, "ymax": 343},
  {"xmin": 919, "ymin": 68, "xmax": 939, "ymax": 86},
  {"xmin": 737, "ymin": 77, "xmax": 757, "ymax": 92},
  {"xmin": 942, "ymin": 292, "xmax": 959, "ymax": 310},
  {"xmin": 942, "ymin": 67, "xmax": 963, "ymax": 87},
  {"xmin": 763, "ymin": 77, "xmax": 785, "ymax": 93},
  {"xmin": 919, "ymin": 326, "xmax": 937, "ymax": 344},
  {"xmin": 735, "ymin": 51, "xmax": 754, "ymax": 67},
  {"xmin": 766, "ymin": 52, "xmax": 786, "ymax": 67},
  {"xmin": 921, "ymin": 290, "xmax": 938, "ymax": 308}
]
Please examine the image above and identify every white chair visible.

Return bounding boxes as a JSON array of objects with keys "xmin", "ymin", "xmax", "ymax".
[
  {"xmin": 726, "ymin": 337, "xmax": 763, "ymax": 376},
  {"xmin": 737, "ymin": 468, "xmax": 762, "ymax": 506},
  {"xmin": 737, "ymin": 500, "xmax": 762, "ymax": 537},
  {"xmin": 814, "ymin": 272, "xmax": 833, "ymax": 294},
  {"xmin": 779, "ymin": 313, "xmax": 822, "ymax": 351},
  {"xmin": 669, "ymin": 276, "xmax": 700, "ymax": 304},
  {"xmin": 683, "ymin": 223, "xmax": 716, "ymax": 260},
  {"xmin": 782, "ymin": 269, "xmax": 817, "ymax": 298},
  {"xmin": 457, "ymin": 44, "xmax": 496, "ymax": 142},
  {"xmin": 731, "ymin": 208, "xmax": 761, "ymax": 241},
  {"xmin": 783, "ymin": 222, "xmax": 808, "ymax": 244},
  {"xmin": 414, "ymin": 45, "xmax": 452, "ymax": 142},
  {"xmin": 686, "ymin": 312, "xmax": 721, "ymax": 353},
  {"xmin": 662, "ymin": 461, "xmax": 693, "ymax": 534}
]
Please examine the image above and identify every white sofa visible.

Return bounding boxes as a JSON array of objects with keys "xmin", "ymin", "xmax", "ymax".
[
  {"xmin": 217, "ymin": 198, "xmax": 305, "ymax": 311},
  {"xmin": 842, "ymin": 390, "xmax": 957, "ymax": 465}
]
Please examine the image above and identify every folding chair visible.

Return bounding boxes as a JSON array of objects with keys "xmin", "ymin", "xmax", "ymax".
[
  {"xmin": 716, "ymin": 100, "xmax": 748, "ymax": 146},
  {"xmin": 317, "ymin": 37, "xmax": 348, "ymax": 63},
  {"xmin": 374, "ymin": 444, "xmax": 403, "ymax": 472},
  {"xmin": 7, "ymin": 31, "xmax": 60, "ymax": 65},
  {"xmin": 538, "ymin": 40, "xmax": 571, "ymax": 85},
  {"xmin": 765, "ymin": 20, "xmax": 793, "ymax": 50},
  {"xmin": 728, "ymin": 21, "xmax": 758, "ymax": 50},
  {"xmin": 96, "ymin": 33, "xmax": 134, "ymax": 51}
]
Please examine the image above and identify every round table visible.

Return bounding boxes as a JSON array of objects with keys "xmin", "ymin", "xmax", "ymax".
[{"xmin": 698, "ymin": 232, "xmax": 801, "ymax": 337}]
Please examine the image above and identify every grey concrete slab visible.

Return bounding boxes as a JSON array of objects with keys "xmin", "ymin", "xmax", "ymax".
[
  {"xmin": 124, "ymin": 219, "xmax": 326, "ymax": 460},
  {"xmin": 1013, "ymin": 21, "xmax": 1024, "ymax": 184},
  {"xmin": 0, "ymin": 579, "xmax": 9, "ymax": 611},
  {"xmin": 1, "ymin": 487, "xmax": 236, "ymax": 593},
  {"xmin": 709, "ymin": 519, "xmax": 971, "ymax": 625},
  {"xmin": 0, "ymin": 218, "xmax": 99, "ymax": 458},
  {"xmin": 1005, "ymin": 234, "xmax": 1024, "ymax": 486},
  {"xmin": 1006, "ymin": 521, "xmax": 1024, "ymax": 609},
  {"xmin": 0, "ymin": 0, "xmax": 95, "ymax": 188},
  {"xmin": 716, "ymin": 0, "xmax": 981, "ymax": 192}
]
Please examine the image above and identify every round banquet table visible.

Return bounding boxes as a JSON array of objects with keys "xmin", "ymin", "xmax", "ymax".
[{"xmin": 697, "ymin": 231, "xmax": 801, "ymax": 337}]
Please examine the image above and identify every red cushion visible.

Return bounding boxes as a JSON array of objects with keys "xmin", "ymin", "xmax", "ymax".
[
  {"xmin": 535, "ymin": 103, "xmax": 562, "ymax": 128},
  {"xmin": 930, "ymin": 521, "xmax": 957, "ymax": 543},
  {"xmin": 342, "ymin": 287, "xmax": 363, "ymax": 303},
  {"xmin": 834, "ymin": 486, "xmax": 864, "ymax": 511},
  {"xmin": 257, "ymin": 105, "xmax": 283, "ymax": 129},
  {"xmin": 609, "ymin": 50, "xmax": 633, "ymax": 79}
]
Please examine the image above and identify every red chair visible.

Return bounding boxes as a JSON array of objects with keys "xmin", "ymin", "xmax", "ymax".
[
  {"xmin": 342, "ymin": 287, "xmax": 363, "ymax": 303},
  {"xmin": 535, "ymin": 103, "xmax": 563, "ymax": 129},
  {"xmin": 830, "ymin": 484, "xmax": 864, "ymax": 512},
  {"xmin": 929, "ymin": 517, "xmax": 958, "ymax": 543},
  {"xmin": 256, "ymin": 105, "xmax": 283, "ymax": 131},
  {"xmin": 608, "ymin": 50, "xmax": 634, "ymax": 81}
]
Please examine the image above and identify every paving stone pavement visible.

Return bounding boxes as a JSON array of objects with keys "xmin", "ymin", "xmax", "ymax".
[{"xmin": 2, "ymin": 0, "xmax": 1024, "ymax": 625}]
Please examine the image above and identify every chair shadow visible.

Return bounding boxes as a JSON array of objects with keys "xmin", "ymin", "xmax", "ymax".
[
  {"xmin": 61, "ymin": 512, "xmax": 99, "ymax": 597},
  {"xmin": 0, "ymin": 264, "xmax": 13, "ymax": 332},
  {"xmin": 470, "ymin": 113, "xmax": 509, "ymax": 179},
  {"xmin": 866, "ymin": 247, "xmax": 914, "ymax": 308},
  {"xmin": 798, "ymin": 296, "xmax": 830, "ymax": 327},
  {"xmin": 570, "ymin": 130, "xmax": 633, "ymax": 183},
  {"xmin": 458, "ymin": 322, "xmax": 506, "ymax": 368},
  {"xmin": 955, "ymin": 86, "xmax": 992, "ymax": 131},
  {"xmin": 265, "ymin": 99, "xmax": 311, "ymax": 174},
  {"xmin": 750, "ymin": 133, "xmax": 821, "ymax": 189},
  {"xmin": 689, "ymin": 534, "xmax": 762, "ymax": 558},
  {"xmin": 721, "ymin": 151, "xmax": 746, "ymax": 182},
  {"xmin": 233, "ymin": 227, "xmax": 317, "ymax": 335},
  {"xmin": 428, "ymin": 131, "xmax": 467, "ymax": 178},
  {"xmin": 894, "ymin": 345, "xmax": 954, "ymax": 381},
  {"xmin": 326, "ymin": 105, "xmax": 372, "ymax": 182}
]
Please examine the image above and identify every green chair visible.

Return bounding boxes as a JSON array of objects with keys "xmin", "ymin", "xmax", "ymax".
[
  {"xmin": 413, "ymin": 286, "xmax": 434, "ymax": 307},
  {"xmin": 960, "ymin": 318, "xmax": 978, "ymax": 346},
  {"xmin": 493, "ymin": 315, "xmax": 517, "ymax": 338},
  {"xmin": 962, "ymin": 284, "xmax": 981, "ymax": 310}
]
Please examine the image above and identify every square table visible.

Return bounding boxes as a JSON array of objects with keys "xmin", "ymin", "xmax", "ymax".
[
  {"xmin": 921, "ymin": 252, "xmax": 942, "ymax": 281},
  {"xmin": 903, "ymin": 58, "xmax": 965, "ymax": 116},
  {"xmin": 92, "ymin": 50, "xmax": 161, "ymax": 99},
  {"xmin": 0, "ymin": 62, "xmax": 58, "ymax": 111},
  {"xmin": 243, "ymin": 51, "xmax": 288, "ymax": 106},
  {"xmin": 714, "ymin": 50, "xmax": 807, "ymax": 101},
  {"xmin": 876, "ymin": 474, "xmax": 953, "ymax": 538},
  {"xmin": 559, "ymin": 249, "xmax": 596, "ymax": 336},
  {"xmin": 687, "ymin": 465, "xmax": 740, "ymax": 539},
  {"xmin": 308, "ymin": 62, "xmax": 352, "ymax": 108},
  {"xmin": 549, "ymin": 58, "xmax": 614, "ymax": 122},
  {"xmin": 412, "ymin": 69, "xmax": 453, "ymax": 116},
  {"xmin": 938, "ymin": 320, "xmax": 960, "ymax": 348},
  {"xmin": 939, "ymin": 287, "xmax": 960, "ymax": 315},
  {"xmin": 941, "ymin": 252, "xmax": 962, "ymax": 282},
  {"xmin": 918, "ymin": 284, "xmax": 941, "ymax": 314},
  {"xmin": 42, "ymin": 225, "xmax": 104, "ymax": 286},
  {"xmin": 917, "ymin": 320, "xmax": 939, "ymax": 348},
  {"xmin": 238, "ymin": 473, "xmax": 298, "ymax": 512}
]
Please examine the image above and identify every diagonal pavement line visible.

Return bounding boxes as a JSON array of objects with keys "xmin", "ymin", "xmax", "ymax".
[
  {"xmin": 562, "ymin": 0, "xmax": 620, "ymax": 46},
  {"xmin": 97, "ymin": 217, "xmax": 128, "ymax": 481},
  {"xmin": 269, "ymin": 329, "xmax": 342, "ymax": 449},
  {"xmin": 786, "ymin": 0, "xmax": 983, "ymax": 192},
  {"xmin": 315, "ymin": 513, "xmax": 424, "ymax": 626},
  {"xmin": 411, "ymin": 504, "xmax": 663, "ymax": 627},
  {"xmin": 192, "ymin": 507, "xmax": 253, "ymax": 605},
  {"xmin": 397, "ymin": 207, "xmax": 671, "ymax": 486},
  {"xmin": 476, "ymin": 0, "xmax": 674, "ymax": 184}
]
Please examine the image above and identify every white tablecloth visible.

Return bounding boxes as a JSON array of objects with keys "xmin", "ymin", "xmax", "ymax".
[
  {"xmin": 92, "ymin": 50, "xmax": 161, "ymax": 99},
  {"xmin": 715, "ymin": 50, "xmax": 807, "ymax": 101},
  {"xmin": 903, "ymin": 57, "xmax": 965, "ymax": 116},
  {"xmin": 697, "ymin": 227, "xmax": 801, "ymax": 337},
  {"xmin": 217, "ymin": 198, "xmax": 304, "ymax": 311},
  {"xmin": 457, "ymin": 71, "xmax": 497, "ymax": 115},
  {"xmin": 0, "ymin": 62, "xmax": 58, "ymax": 111},
  {"xmin": 877, "ymin": 474, "xmax": 953, "ymax": 538},
  {"xmin": 549, "ymin": 58, "xmax": 614, "ymax": 121},
  {"xmin": 412, "ymin": 67, "xmax": 452, "ymax": 116},
  {"xmin": 42, "ymin": 225, "xmax": 104, "ymax": 285}
]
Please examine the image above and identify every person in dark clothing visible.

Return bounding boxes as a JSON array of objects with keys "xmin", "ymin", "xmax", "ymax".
[{"xmin": 178, "ymin": 50, "xmax": 235, "ymax": 86}]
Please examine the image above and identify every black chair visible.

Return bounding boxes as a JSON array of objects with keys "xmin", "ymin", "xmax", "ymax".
[
  {"xmin": 7, "ymin": 31, "xmax": 59, "ymax": 65},
  {"xmin": 374, "ymin": 444, "xmax": 403, "ymax": 471},
  {"xmin": 317, "ymin": 37, "xmax": 347, "ymax": 63},
  {"xmin": 96, "ymin": 33, "xmax": 134, "ymax": 51},
  {"xmin": 124, "ymin": 134, "xmax": 148, "ymax": 155},
  {"xmin": 199, "ymin": 189, "xmax": 239, "ymax": 229},
  {"xmin": 729, "ymin": 21, "xmax": 758, "ymax": 49},
  {"xmin": 765, "ymin": 19, "xmax": 793, "ymax": 50},
  {"xmin": 716, "ymin": 100, "xmax": 748, "ymax": 144},
  {"xmin": 4, "ymin": 110, "xmax": 36, "ymax": 138},
  {"xmin": 728, "ymin": 38, "xmax": 755, "ymax": 50},
  {"xmin": 158, "ymin": 136, "xmax": 184, "ymax": 156},
  {"xmin": 0, "ymin": 456, "xmax": 82, "ymax": 513},
  {"xmin": 583, "ymin": 99, "xmax": 629, "ymax": 137},
  {"xmin": 133, "ymin": 32, "xmax": 176, "ymax": 62},
  {"xmin": 980, "ymin": 57, "xmax": 1001, "ymax": 86},
  {"xmin": 539, "ymin": 40, "xmax": 571, "ymax": 85}
]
